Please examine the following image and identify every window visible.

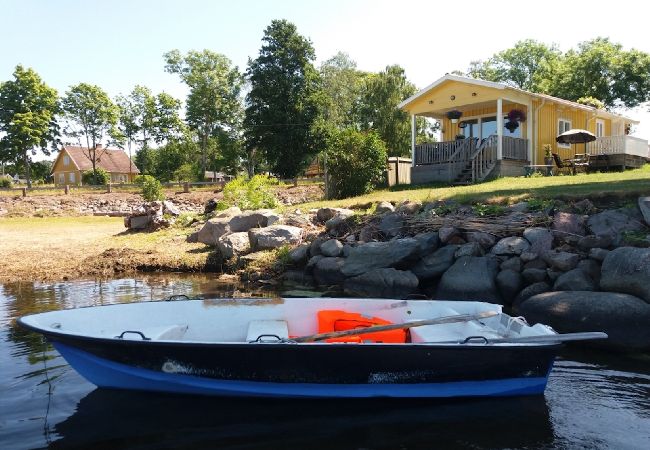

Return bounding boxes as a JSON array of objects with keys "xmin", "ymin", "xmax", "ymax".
[
  {"xmin": 69, "ymin": 172, "xmax": 75, "ymax": 183},
  {"xmin": 58, "ymin": 173, "xmax": 64, "ymax": 184},
  {"xmin": 63, "ymin": 155, "xmax": 70, "ymax": 166},
  {"xmin": 558, "ymin": 119, "xmax": 571, "ymax": 147},
  {"xmin": 596, "ymin": 120, "xmax": 605, "ymax": 138}
]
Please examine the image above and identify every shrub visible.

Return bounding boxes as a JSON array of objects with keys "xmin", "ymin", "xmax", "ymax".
[
  {"xmin": 326, "ymin": 129, "xmax": 388, "ymax": 199},
  {"xmin": 173, "ymin": 163, "xmax": 198, "ymax": 182},
  {"xmin": 220, "ymin": 174, "xmax": 279, "ymax": 210},
  {"xmin": 141, "ymin": 176, "xmax": 165, "ymax": 201},
  {"xmin": 0, "ymin": 178, "xmax": 12, "ymax": 188},
  {"xmin": 82, "ymin": 168, "xmax": 110, "ymax": 185},
  {"xmin": 134, "ymin": 174, "xmax": 155, "ymax": 185}
]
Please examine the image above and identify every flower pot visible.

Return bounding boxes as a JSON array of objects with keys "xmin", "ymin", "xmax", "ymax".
[
  {"xmin": 451, "ymin": 118, "xmax": 459, "ymax": 124},
  {"xmin": 544, "ymin": 157, "xmax": 553, "ymax": 166}
]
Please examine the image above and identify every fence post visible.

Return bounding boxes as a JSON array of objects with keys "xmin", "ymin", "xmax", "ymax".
[
  {"xmin": 107, "ymin": 183, "xmax": 112, "ymax": 193},
  {"xmin": 64, "ymin": 185, "xmax": 69, "ymax": 195},
  {"xmin": 293, "ymin": 178, "xmax": 298, "ymax": 187},
  {"xmin": 183, "ymin": 182, "xmax": 190, "ymax": 193},
  {"xmin": 22, "ymin": 187, "xmax": 27, "ymax": 197}
]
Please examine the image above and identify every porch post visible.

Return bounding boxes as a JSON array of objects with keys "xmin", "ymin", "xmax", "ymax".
[
  {"xmin": 411, "ymin": 114, "xmax": 416, "ymax": 167},
  {"xmin": 496, "ymin": 98, "xmax": 503, "ymax": 159},
  {"xmin": 526, "ymin": 100, "xmax": 533, "ymax": 163}
]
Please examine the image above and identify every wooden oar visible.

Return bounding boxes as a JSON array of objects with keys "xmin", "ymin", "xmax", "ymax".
[
  {"xmin": 291, "ymin": 310, "xmax": 499, "ymax": 343},
  {"xmin": 431, "ymin": 331, "xmax": 609, "ymax": 345}
]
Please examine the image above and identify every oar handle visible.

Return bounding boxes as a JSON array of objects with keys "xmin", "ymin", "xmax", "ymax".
[{"xmin": 431, "ymin": 331, "xmax": 608, "ymax": 345}]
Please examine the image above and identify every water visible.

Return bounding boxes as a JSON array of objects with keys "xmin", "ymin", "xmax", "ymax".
[{"xmin": 1, "ymin": 276, "xmax": 649, "ymax": 450}]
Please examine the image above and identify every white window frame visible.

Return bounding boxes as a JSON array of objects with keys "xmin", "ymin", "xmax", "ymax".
[
  {"xmin": 69, "ymin": 172, "xmax": 75, "ymax": 183},
  {"xmin": 558, "ymin": 119, "xmax": 572, "ymax": 148},
  {"xmin": 58, "ymin": 173, "xmax": 65, "ymax": 184},
  {"xmin": 595, "ymin": 119, "xmax": 605, "ymax": 138},
  {"xmin": 63, "ymin": 155, "xmax": 70, "ymax": 166}
]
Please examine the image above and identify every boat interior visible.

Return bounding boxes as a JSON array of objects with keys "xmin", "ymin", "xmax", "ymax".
[{"xmin": 21, "ymin": 297, "xmax": 556, "ymax": 345}]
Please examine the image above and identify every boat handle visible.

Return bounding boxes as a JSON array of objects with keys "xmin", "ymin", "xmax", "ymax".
[
  {"xmin": 166, "ymin": 295, "xmax": 191, "ymax": 301},
  {"xmin": 115, "ymin": 331, "xmax": 151, "ymax": 340},
  {"xmin": 249, "ymin": 334, "xmax": 283, "ymax": 343},
  {"xmin": 461, "ymin": 336, "xmax": 490, "ymax": 344}
]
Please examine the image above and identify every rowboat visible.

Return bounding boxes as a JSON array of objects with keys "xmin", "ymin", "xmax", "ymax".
[{"xmin": 18, "ymin": 297, "xmax": 606, "ymax": 398}]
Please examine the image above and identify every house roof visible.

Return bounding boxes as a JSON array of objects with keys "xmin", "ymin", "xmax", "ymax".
[
  {"xmin": 53, "ymin": 146, "xmax": 140, "ymax": 174},
  {"xmin": 398, "ymin": 74, "xmax": 639, "ymax": 124}
]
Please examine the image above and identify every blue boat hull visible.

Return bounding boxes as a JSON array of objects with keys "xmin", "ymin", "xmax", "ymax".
[{"xmin": 55, "ymin": 342, "xmax": 551, "ymax": 398}]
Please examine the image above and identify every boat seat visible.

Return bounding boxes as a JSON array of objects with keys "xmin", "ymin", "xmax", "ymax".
[
  {"xmin": 246, "ymin": 320, "xmax": 289, "ymax": 342},
  {"xmin": 410, "ymin": 321, "xmax": 501, "ymax": 343}
]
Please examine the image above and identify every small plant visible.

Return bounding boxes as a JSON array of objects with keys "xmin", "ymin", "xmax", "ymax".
[
  {"xmin": 543, "ymin": 144, "xmax": 552, "ymax": 158},
  {"xmin": 455, "ymin": 134, "xmax": 466, "ymax": 140},
  {"xmin": 0, "ymin": 178, "xmax": 12, "ymax": 188},
  {"xmin": 219, "ymin": 174, "xmax": 279, "ymax": 210},
  {"xmin": 622, "ymin": 231, "xmax": 650, "ymax": 247},
  {"xmin": 526, "ymin": 198, "xmax": 554, "ymax": 212},
  {"xmin": 175, "ymin": 212, "xmax": 198, "ymax": 228},
  {"xmin": 472, "ymin": 203, "xmax": 507, "ymax": 217},
  {"xmin": 142, "ymin": 176, "xmax": 165, "ymax": 201},
  {"xmin": 82, "ymin": 168, "xmax": 110, "ymax": 185}
]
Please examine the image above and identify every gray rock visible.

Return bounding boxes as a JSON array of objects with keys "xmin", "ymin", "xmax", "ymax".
[
  {"xmin": 197, "ymin": 217, "xmax": 231, "ymax": 246},
  {"xmin": 519, "ymin": 291, "xmax": 650, "ymax": 351},
  {"xmin": 553, "ymin": 212, "xmax": 586, "ymax": 237},
  {"xmin": 519, "ymin": 251, "xmax": 538, "ymax": 263},
  {"xmin": 214, "ymin": 206, "xmax": 242, "ymax": 219},
  {"xmin": 509, "ymin": 202, "xmax": 529, "ymax": 213},
  {"xmin": 546, "ymin": 269, "xmax": 562, "ymax": 282},
  {"xmin": 522, "ymin": 268, "xmax": 547, "ymax": 284},
  {"xmin": 316, "ymin": 207, "xmax": 353, "ymax": 223},
  {"xmin": 577, "ymin": 259, "xmax": 601, "ymax": 283},
  {"xmin": 513, "ymin": 282, "xmax": 551, "ymax": 309},
  {"xmin": 325, "ymin": 211, "xmax": 355, "ymax": 232},
  {"xmin": 572, "ymin": 199, "xmax": 594, "ymax": 214},
  {"xmin": 320, "ymin": 239, "xmax": 343, "ymax": 257},
  {"xmin": 438, "ymin": 226, "xmax": 460, "ymax": 244},
  {"xmin": 379, "ymin": 213, "xmax": 404, "ymax": 238},
  {"xmin": 455, "ymin": 242, "xmax": 483, "ymax": 258},
  {"xmin": 577, "ymin": 234, "xmax": 612, "ymax": 251},
  {"xmin": 129, "ymin": 214, "xmax": 152, "ymax": 230},
  {"xmin": 375, "ymin": 201, "xmax": 395, "ymax": 214},
  {"xmin": 414, "ymin": 231, "xmax": 439, "ymax": 257},
  {"xmin": 358, "ymin": 225, "xmax": 377, "ymax": 243},
  {"xmin": 523, "ymin": 259, "xmax": 547, "ymax": 270},
  {"xmin": 217, "ymin": 232, "xmax": 251, "ymax": 259},
  {"xmin": 305, "ymin": 255, "xmax": 324, "ymax": 274},
  {"xmin": 229, "ymin": 210, "xmax": 273, "ymax": 232},
  {"xmin": 342, "ymin": 244, "xmax": 352, "ymax": 257},
  {"xmin": 162, "ymin": 201, "xmax": 181, "ymax": 216},
  {"xmin": 436, "ymin": 256, "xmax": 501, "ymax": 303},
  {"xmin": 395, "ymin": 201, "xmax": 421, "ymax": 215},
  {"xmin": 466, "ymin": 231, "xmax": 497, "ymax": 250},
  {"xmin": 310, "ymin": 237, "xmax": 326, "ymax": 257},
  {"xmin": 411, "ymin": 245, "xmax": 458, "ymax": 280},
  {"xmin": 544, "ymin": 251, "xmax": 580, "ymax": 271},
  {"xmin": 639, "ymin": 196, "xmax": 650, "ymax": 227},
  {"xmin": 496, "ymin": 269, "xmax": 523, "ymax": 305},
  {"xmin": 553, "ymin": 268, "xmax": 596, "ymax": 291},
  {"xmin": 523, "ymin": 227, "xmax": 553, "ymax": 255},
  {"xmin": 587, "ymin": 209, "xmax": 646, "ymax": 245},
  {"xmin": 248, "ymin": 225, "xmax": 303, "ymax": 250},
  {"xmin": 313, "ymin": 257, "xmax": 346, "ymax": 285},
  {"xmin": 589, "ymin": 248, "xmax": 610, "ymax": 262},
  {"xmin": 600, "ymin": 247, "xmax": 650, "ymax": 303},
  {"xmin": 288, "ymin": 244, "xmax": 310, "ymax": 265},
  {"xmin": 186, "ymin": 231, "xmax": 199, "ymax": 243},
  {"xmin": 341, "ymin": 238, "xmax": 420, "ymax": 277},
  {"xmin": 500, "ymin": 256, "xmax": 522, "ymax": 272},
  {"xmin": 491, "ymin": 237, "xmax": 531, "ymax": 256},
  {"xmin": 344, "ymin": 268, "xmax": 419, "ymax": 298}
]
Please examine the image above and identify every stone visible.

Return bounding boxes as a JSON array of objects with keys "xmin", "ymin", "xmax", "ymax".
[
  {"xmin": 577, "ymin": 259, "xmax": 601, "ymax": 283},
  {"xmin": 523, "ymin": 259, "xmax": 547, "ymax": 270},
  {"xmin": 600, "ymin": 247, "xmax": 650, "ymax": 303},
  {"xmin": 375, "ymin": 201, "xmax": 395, "ymax": 214},
  {"xmin": 455, "ymin": 242, "xmax": 483, "ymax": 258},
  {"xmin": 288, "ymin": 244, "xmax": 310, "ymax": 265},
  {"xmin": 248, "ymin": 225, "xmax": 303, "ymax": 250},
  {"xmin": 344, "ymin": 268, "xmax": 419, "ymax": 298},
  {"xmin": 546, "ymin": 269, "xmax": 562, "ymax": 282},
  {"xmin": 577, "ymin": 234, "xmax": 612, "ymax": 251},
  {"xmin": 325, "ymin": 212, "xmax": 354, "ymax": 233},
  {"xmin": 500, "ymin": 256, "xmax": 522, "ymax": 272},
  {"xmin": 587, "ymin": 209, "xmax": 646, "ymax": 245},
  {"xmin": 342, "ymin": 244, "xmax": 353, "ymax": 257},
  {"xmin": 436, "ymin": 256, "xmax": 501, "ymax": 303},
  {"xmin": 496, "ymin": 269, "xmax": 523, "ymax": 305},
  {"xmin": 490, "ymin": 236, "xmax": 530, "ymax": 256},
  {"xmin": 395, "ymin": 201, "xmax": 421, "ymax": 215},
  {"xmin": 129, "ymin": 214, "xmax": 151, "ymax": 230},
  {"xmin": 341, "ymin": 238, "xmax": 420, "ymax": 277},
  {"xmin": 320, "ymin": 239, "xmax": 343, "ymax": 257},
  {"xmin": 519, "ymin": 291, "xmax": 650, "ymax": 351},
  {"xmin": 438, "ymin": 226, "xmax": 460, "ymax": 244},
  {"xmin": 313, "ymin": 257, "xmax": 346, "ymax": 286},
  {"xmin": 543, "ymin": 250, "xmax": 580, "ymax": 271},
  {"xmin": 411, "ymin": 245, "xmax": 458, "ymax": 280},
  {"xmin": 186, "ymin": 231, "xmax": 199, "ymax": 243},
  {"xmin": 197, "ymin": 217, "xmax": 230, "ymax": 246},
  {"xmin": 513, "ymin": 282, "xmax": 551, "ymax": 309},
  {"xmin": 214, "ymin": 206, "xmax": 242, "ymax": 219},
  {"xmin": 310, "ymin": 237, "xmax": 326, "ymax": 257},
  {"xmin": 358, "ymin": 225, "xmax": 377, "ymax": 243},
  {"xmin": 204, "ymin": 198, "xmax": 219, "ymax": 214},
  {"xmin": 317, "ymin": 207, "xmax": 353, "ymax": 223},
  {"xmin": 589, "ymin": 248, "xmax": 609, "ymax": 262},
  {"xmin": 639, "ymin": 196, "xmax": 650, "ymax": 227},
  {"xmin": 217, "ymin": 232, "xmax": 251, "ymax": 259},
  {"xmin": 465, "ymin": 231, "xmax": 497, "ymax": 250},
  {"xmin": 447, "ymin": 235, "xmax": 467, "ymax": 245},
  {"xmin": 305, "ymin": 255, "xmax": 324, "ymax": 274},
  {"xmin": 522, "ymin": 268, "xmax": 547, "ymax": 284},
  {"xmin": 520, "ymin": 251, "xmax": 537, "ymax": 262},
  {"xmin": 413, "ymin": 231, "xmax": 439, "ymax": 257},
  {"xmin": 572, "ymin": 199, "xmax": 594, "ymax": 214},
  {"xmin": 379, "ymin": 212, "xmax": 404, "ymax": 238},
  {"xmin": 523, "ymin": 227, "xmax": 553, "ymax": 256},
  {"xmin": 163, "ymin": 201, "xmax": 180, "ymax": 216},
  {"xmin": 509, "ymin": 202, "xmax": 529, "ymax": 213},
  {"xmin": 229, "ymin": 210, "xmax": 273, "ymax": 232},
  {"xmin": 553, "ymin": 268, "xmax": 596, "ymax": 291},
  {"xmin": 552, "ymin": 212, "xmax": 586, "ymax": 237}
]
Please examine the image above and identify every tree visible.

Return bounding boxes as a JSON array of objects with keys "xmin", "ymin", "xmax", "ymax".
[
  {"xmin": 244, "ymin": 19, "xmax": 323, "ymax": 178},
  {"xmin": 164, "ymin": 49, "xmax": 243, "ymax": 174},
  {"xmin": 62, "ymin": 83, "xmax": 120, "ymax": 184},
  {"xmin": 0, "ymin": 65, "xmax": 59, "ymax": 188},
  {"xmin": 319, "ymin": 52, "xmax": 368, "ymax": 129}
]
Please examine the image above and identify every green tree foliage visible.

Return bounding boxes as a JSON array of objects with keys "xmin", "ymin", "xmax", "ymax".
[
  {"xmin": 326, "ymin": 128, "xmax": 387, "ymax": 199},
  {"xmin": 244, "ymin": 19, "xmax": 323, "ymax": 179},
  {"xmin": 220, "ymin": 174, "xmax": 279, "ymax": 210},
  {"xmin": 30, "ymin": 160, "xmax": 52, "ymax": 183},
  {"xmin": 141, "ymin": 176, "xmax": 165, "ymax": 201},
  {"xmin": 82, "ymin": 167, "xmax": 110, "ymax": 185},
  {"xmin": 319, "ymin": 52, "xmax": 368, "ymax": 129},
  {"xmin": 577, "ymin": 96, "xmax": 606, "ymax": 110},
  {"xmin": 173, "ymin": 163, "xmax": 198, "ymax": 182},
  {"xmin": 0, "ymin": 65, "xmax": 59, "ymax": 188},
  {"xmin": 62, "ymin": 83, "xmax": 121, "ymax": 182},
  {"xmin": 0, "ymin": 178, "xmax": 12, "ymax": 188},
  {"xmin": 164, "ymin": 49, "xmax": 244, "ymax": 174}
]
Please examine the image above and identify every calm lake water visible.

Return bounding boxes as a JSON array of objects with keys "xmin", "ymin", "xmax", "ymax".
[{"xmin": 1, "ymin": 275, "xmax": 649, "ymax": 450}]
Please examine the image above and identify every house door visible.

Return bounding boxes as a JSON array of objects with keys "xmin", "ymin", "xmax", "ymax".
[{"xmin": 460, "ymin": 119, "xmax": 478, "ymax": 139}]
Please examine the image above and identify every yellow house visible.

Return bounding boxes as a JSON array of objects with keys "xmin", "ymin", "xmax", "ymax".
[
  {"xmin": 398, "ymin": 75, "xmax": 648, "ymax": 184},
  {"xmin": 51, "ymin": 145, "xmax": 140, "ymax": 186}
]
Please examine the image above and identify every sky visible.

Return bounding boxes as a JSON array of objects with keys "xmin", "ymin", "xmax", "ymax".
[{"xmin": 2, "ymin": 0, "xmax": 649, "ymax": 147}]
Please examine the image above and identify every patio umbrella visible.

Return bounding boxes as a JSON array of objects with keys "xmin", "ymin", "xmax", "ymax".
[{"xmin": 556, "ymin": 128, "xmax": 596, "ymax": 157}]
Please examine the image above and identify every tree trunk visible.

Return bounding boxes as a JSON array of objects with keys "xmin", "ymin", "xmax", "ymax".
[
  {"xmin": 24, "ymin": 151, "xmax": 32, "ymax": 189},
  {"xmin": 200, "ymin": 133, "xmax": 207, "ymax": 175}
]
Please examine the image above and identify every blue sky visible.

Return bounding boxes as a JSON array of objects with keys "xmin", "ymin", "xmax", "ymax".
[{"xmin": 2, "ymin": 0, "xmax": 649, "ymax": 139}]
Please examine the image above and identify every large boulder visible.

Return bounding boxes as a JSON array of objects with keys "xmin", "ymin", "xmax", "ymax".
[
  {"xmin": 543, "ymin": 250, "xmax": 580, "ymax": 271},
  {"xmin": 288, "ymin": 244, "xmax": 310, "ymax": 266},
  {"xmin": 320, "ymin": 239, "xmax": 343, "ymax": 257},
  {"xmin": 313, "ymin": 257, "xmax": 346, "ymax": 286},
  {"xmin": 500, "ymin": 256, "xmax": 522, "ymax": 272},
  {"xmin": 523, "ymin": 227, "xmax": 553, "ymax": 256},
  {"xmin": 587, "ymin": 209, "xmax": 646, "ymax": 245},
  {"xmin": 341, "ymin": 238, "xmax": 420, "ymax": 277},
  {"xmin": 375, "ymin": 201, "xmax": 395, "ymax": 214},
  {"xmin": 577, "ymin": 234, "xmax": 612, "ymax": 251},
  {"xmin": 217, "ymin": 232, "xmax": 251, "ymax": 259},
  {"xmin": 496, "ymin": 269, "xmax": 523, "ymax": 304},
  {"xmin": 455, "ymin": 242, "xmax": 483, "ymax": 258},
  {"xmin": 552, "ymin": 212, "xmax": 586, "ymax": 236},
  {"xmin": 229, "ymin": 210, "xmax": 276, "ymax": 232},
  {"xmin": 395, "ymin": 201, "xmax": 421, "ymax": 215},
  {"xmin": 248, "ymin": 225, "xmax": 303, "ymax": 250},
  {"xmin": 639, "ymin": 196, "xmax": 650, "ymax": 227},
  {"xmin": 344, "ymin": 268, "xmax": 419, "ymax": 298},
  {"xmin": 490, "ymin": 237, "xmax": 530, "ymax": 256},
  {"xmin": 316, "ymin": 207, "xmax": 353, "ymax": 223},
  {"xmin": 600, "ymin": 247, "xmax": 650, "ymax": 303},
  {"xmin": 411, "ymin": 245, "xmax": 458, "ymax": 281},
  {"xmin": 513, "ymin": 282, "xmax": 551, "ymax": 309},
  {"xmin": 521, "ymin": 268, "xmax": 547, "ymax": 284},
  {"xmin": 379, "ymin": 212, "xmax": 404, "ymax": 238},
  {"xmin": 435, "ymin": 256, "xmax": 501, "ymax": 303},
  {"xmin": 466, "ymin": 231, "xmax": 497, "ymax": 250},
  {"xmin": 197, "ymin": 217, "xmax": 231, "ymax": 246},
  {"xmin": 162, "ymin": 201, "xmax": 181, "ymax": 216},
  {"xmin": 414, "ymin": 231, "xmax": 439, "ymax": 257},
  {"xmin": 553, "ymin": 268, "xmax": 596, "ymax": 291},
  {"xmin": 519, "ymin": 291, "xmax": 650, "ymax": 351}
]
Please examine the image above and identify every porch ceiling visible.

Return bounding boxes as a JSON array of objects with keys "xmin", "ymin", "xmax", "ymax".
[{"xmin": 417, "ymin": 100, "xmax": 528, "ymax": 119}]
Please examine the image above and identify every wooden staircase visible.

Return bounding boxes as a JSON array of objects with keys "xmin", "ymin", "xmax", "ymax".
[{"xmin": 452, "ymin": 135, "xmax": 498, "ymax": 185}]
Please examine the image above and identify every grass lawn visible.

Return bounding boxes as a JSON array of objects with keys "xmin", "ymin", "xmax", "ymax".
[{"xmin": 296, "ymin": 165, "xmax": 650, "ymax": 210}]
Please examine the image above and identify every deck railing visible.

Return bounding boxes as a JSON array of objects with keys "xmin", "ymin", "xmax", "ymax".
[
  {"xmin": 415, "ymin": 140, "xmax": 471, "ymax": 165},
  {"xmin": 587, "ymin": 136, "xmax": 649, "ymax": 158},
  {"xmin": 446, "ymin": 138, "xmax": 477, "ymax": 182},
  {"xmin": 502, "ymin": 136, "xmax": 528, "ymax": 160},
  {"xmin": 470, "ymin": 135, "xmax": 498, "ymax": 182}
]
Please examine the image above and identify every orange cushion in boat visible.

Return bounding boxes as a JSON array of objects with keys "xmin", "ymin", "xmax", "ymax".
[{"xmin": 317, "ymin": 310, "xmax": 406, "ymax": 343}]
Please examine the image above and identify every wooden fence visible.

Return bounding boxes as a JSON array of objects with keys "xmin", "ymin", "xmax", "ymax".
[{"xmin": 386, "ymin": 157, "xmax": 412, "ymax": 186}]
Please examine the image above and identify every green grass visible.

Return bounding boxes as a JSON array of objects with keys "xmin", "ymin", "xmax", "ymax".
[{"xmin": 297, "ymin": 165, "xmax": 650, "ymax": 209}]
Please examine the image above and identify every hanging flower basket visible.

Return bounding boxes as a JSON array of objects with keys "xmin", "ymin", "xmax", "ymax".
[
  {"xmin": 446, "ymin": 110, "xmax": 463, "ymax": 124},
  {"xmin": 505, "ymin": 121, "xmax": 519, "ymax": 132},
  {"xmin": 507, "ymin": 109, "xmax": 526, "ymax": 123}
]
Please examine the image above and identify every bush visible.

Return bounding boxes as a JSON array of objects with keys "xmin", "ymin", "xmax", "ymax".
[
  {"xmin": 141, "ymin": 176, "xmax": 165, "ymax": 201},
  {"xmin": 82, "ymin": 168, "xmax": 110, "ymax": 185},
  {"xmin": 220, "ymin": 174, "xmax": 279, "ymax": 210},
  {"xmin": 326, "ymin": 129, "xmax": 388, "ymax": 199},
  {"xmin": 134, "ymin": 174, "xmax": 155, "ymax": 185},
  {"xmin": 0, "ymin": 178, "xmax": 12, "ymax": 188},
  {"xmin": 173, "ymin": 163, "xmax": 198, "ymax": 182}
]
